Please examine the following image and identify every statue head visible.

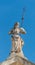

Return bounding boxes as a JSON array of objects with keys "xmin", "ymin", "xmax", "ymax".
[{"xmin": 14, "ymin": 22, "xmax": 19, "ymax": 28}]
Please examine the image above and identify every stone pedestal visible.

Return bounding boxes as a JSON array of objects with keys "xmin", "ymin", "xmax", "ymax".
[{"xmin": 0, "ymin": 55, "xmax": 35, "ymax": 65}]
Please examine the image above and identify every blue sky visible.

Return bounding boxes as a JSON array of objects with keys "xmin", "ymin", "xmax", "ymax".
[{"xmin": 0, "ymin": 0, "xmax": 35, "ymax": 63}]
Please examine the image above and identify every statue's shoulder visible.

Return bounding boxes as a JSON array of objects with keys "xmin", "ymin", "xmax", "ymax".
[{"xmin": 20, "ymin": 27, "xmax": 26, "ymax": 34}]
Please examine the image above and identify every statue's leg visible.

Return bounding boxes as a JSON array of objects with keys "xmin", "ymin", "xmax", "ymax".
[{"xmin": 12, "ymin": 37, "xmax": 15, "ymax": 52}]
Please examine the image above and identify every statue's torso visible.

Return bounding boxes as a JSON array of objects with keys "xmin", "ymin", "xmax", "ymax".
[{"xmin": 12, "ymin": 35, "xmax": 24, "ymax": 53}]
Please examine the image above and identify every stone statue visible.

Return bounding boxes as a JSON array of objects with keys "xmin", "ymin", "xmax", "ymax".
[
  {"xmin": 9, "ymin": 22, "xmax": 26, "ymax": 53},
  {"xmin": 0, "ymin": 18, "xmax": 34, "ymax": 65}
]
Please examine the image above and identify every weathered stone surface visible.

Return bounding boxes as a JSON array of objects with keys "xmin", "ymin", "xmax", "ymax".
[
  {"xmin": 0, "ymin": 56, "xmax": 35, "ymax": 65},
  {"xmin": 10, "ymin": 61, "xmax": 24, "ymax": 65},
  {"xmin": 0, "ymin": 22, "xmax": 35, "ymax": 65}
]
